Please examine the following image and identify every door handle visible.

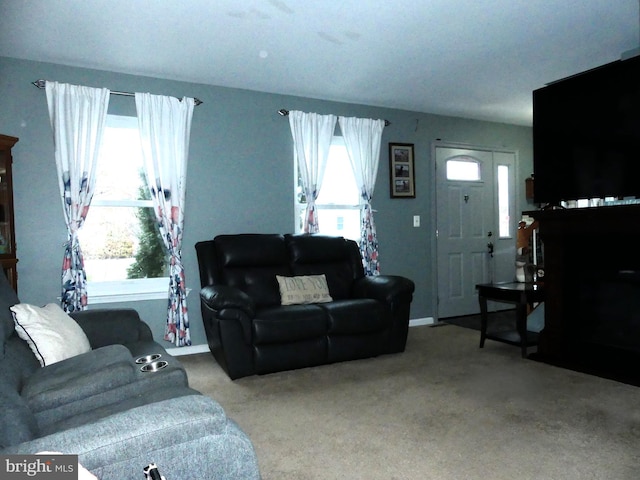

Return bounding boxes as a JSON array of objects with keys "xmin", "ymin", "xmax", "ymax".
[{"xmin": 487, "ymin": 241, "xmax": 494, "ymax": 257}]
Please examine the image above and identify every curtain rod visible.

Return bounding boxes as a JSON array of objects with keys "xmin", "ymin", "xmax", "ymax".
[
  {"xmin": 278, "ymin": 109, "xmax": 390, "ymax": 126},
  {"xmin": 32, "ymin": 79, "xmax": 203, "ymax": 106}
]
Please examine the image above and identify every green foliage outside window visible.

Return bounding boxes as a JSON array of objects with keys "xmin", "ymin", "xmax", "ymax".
[{"xmin": 126, "ymin": 181, "xmax": 168, "ymax": 279}]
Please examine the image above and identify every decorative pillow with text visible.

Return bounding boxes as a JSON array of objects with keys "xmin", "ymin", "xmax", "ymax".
[
  {"xmin": 10, "ymin": 303, "xmax": 91, "ymax": 367},
  {"xmin": 276, "ymin": 274, "xmax": 333, "ymax": 305}
]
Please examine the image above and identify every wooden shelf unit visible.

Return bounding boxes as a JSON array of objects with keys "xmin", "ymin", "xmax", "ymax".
[{"xmin": 0, "ymin": 134, "xmax": 18, "ymax": 291}]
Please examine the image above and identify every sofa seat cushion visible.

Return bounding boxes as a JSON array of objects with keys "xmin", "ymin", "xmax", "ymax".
[
  {"xmin": 35, "ymin": 362, "xmax": 189, "ymax": 431},
  {"xmin": 40, "ymin": 386, "xmax": 202, "ymax": 437},
  {"xmin": 320, "ymin": 299, "xmax": 388, "ymax": 335},
  {"xmin": 1, "ymin": 395, "xmax": 233, "ymax": 471},
  {"xmin": 21, "ymin": 344, "xmax": 136, "ymax": 413},
  {"xmin": 252, "ymin": 305, "xmax": 327, "ymax": 344}
]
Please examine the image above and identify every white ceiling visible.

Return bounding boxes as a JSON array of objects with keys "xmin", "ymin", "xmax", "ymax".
[{"xmin": 1, "ymin": 0, "xmax": 638, "ymax": 126}]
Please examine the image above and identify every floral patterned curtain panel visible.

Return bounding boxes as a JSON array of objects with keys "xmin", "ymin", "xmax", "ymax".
[
  {"xmin": 288, "ymin": 111, "xmax": 337, "ymax": 233},
  {"xmin": 45, "ymin": 81, "xmax": 110, "ymax": 312},
  {"xmin": 338, "ymin": 116, "xmax": 385, "ymax": 276},
  {"xmin": 135, "ymin": 93, "xmax": 194, "ymax": 347}
]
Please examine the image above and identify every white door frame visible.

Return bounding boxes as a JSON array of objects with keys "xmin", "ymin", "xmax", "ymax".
[{"xmin": 430, "ymin": 140, "xmax": 520, "ymax": 322}]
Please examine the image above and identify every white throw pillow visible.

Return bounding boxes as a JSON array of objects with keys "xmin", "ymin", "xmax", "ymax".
[
  {"xmin": 276, "ymin": 274, "xmax": 333, "ymax": 305},
  {"xmin": 11, "ymin": 303, "xmax": 91, "ymax": 367}
]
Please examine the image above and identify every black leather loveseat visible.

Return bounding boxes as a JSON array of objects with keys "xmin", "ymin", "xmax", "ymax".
[{"xmin": 195, "ymin": 233, "xmax": 415, "ymax": 379}]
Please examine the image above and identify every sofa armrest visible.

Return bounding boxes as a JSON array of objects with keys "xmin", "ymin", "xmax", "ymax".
[
  {"xmin": 199, "ymin": 287, "xmax": 255, "ymax": 377},
  {"xmin": 200, "ymin": 285, "xmax": 255, "ymax": 318},
  {"xmin": 70, "ymin": 309, "xmax": 153, "ymax": 349},
  {"xmin": 1, "ymin": 396, "xmax": 261, "ymax": 480},
  {"xmin": 352, "ymin": 275, "xmax": 415, "ymax": 303},
  {"xmin": 353, "ymin": 275, "xmax": 415, "ymax": 354}
]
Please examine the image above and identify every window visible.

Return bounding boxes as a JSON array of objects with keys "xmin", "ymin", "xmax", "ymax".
[
  {"xmin": 497, "ymin": 165, "xmax": 510, "ymax": 238},
  {"xmin": 446, "ymin": 157, "xmax": 480, "ymax": 181},
  {"xmin": 446, "ymin": 155, "xmax": 512, "ymax": 238},
  {"xmin": 78, "ymin": 115, "xmax": 168, "ymax": 303},
  {"xmin": 295, "ymin": 137, "xmax": 360, "ymax": 241}
]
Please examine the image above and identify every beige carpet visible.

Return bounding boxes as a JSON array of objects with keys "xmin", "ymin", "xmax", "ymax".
[{"xmin": 179, "ymin": 325, "xmax": 640, "ymax": 480}]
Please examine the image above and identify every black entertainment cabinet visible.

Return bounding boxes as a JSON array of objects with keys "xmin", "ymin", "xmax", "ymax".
[{"xmin": 530, "ymin": 205, "xmax": 640, "ymax": 385}]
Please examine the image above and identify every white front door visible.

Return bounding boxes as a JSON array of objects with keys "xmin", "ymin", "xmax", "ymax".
[{"xmin": 435, "ymin": 144, "xmax": 516, "ymax": 319}]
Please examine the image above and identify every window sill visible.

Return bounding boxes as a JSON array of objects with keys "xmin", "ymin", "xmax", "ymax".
[
  {"xmin": 85, "ymin": 278, "xmax": 190, "ymax": 305},
  {"xmin": 88, "ymin": 290, "xmax": 168, "ymax": 304}
]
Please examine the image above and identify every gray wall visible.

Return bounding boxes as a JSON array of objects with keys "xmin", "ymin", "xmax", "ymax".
[{"xmin": 0, "ymin": 56, "xmax": 533, "ymax": 348}]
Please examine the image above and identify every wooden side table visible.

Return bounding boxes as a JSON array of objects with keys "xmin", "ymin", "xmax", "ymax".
[{"xmin": 475, "ymin": 282, "xmax": 545, "ymax": 358}]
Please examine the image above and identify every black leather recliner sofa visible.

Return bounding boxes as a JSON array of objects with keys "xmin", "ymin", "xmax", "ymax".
[{"xmin": 195, "ymin": 233, "xmax": 415, "ymax": 379}]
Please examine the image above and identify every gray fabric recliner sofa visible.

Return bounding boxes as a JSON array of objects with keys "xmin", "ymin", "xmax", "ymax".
[{"xmin": 0, "ymin": 273, "xmax": 260, "ymax": 479}]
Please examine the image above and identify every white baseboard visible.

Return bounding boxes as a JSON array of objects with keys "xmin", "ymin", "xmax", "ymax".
[
  {"xmin": 409, "ymin": 317, "xmax": 435, "ymax": 327},
  {"xmin": 168, "ymin": 317, "xmax": 435, "ymax": 356},
  {"xmin": 166, "ymin": 344, "xmax": 210, "ymax": 356}
]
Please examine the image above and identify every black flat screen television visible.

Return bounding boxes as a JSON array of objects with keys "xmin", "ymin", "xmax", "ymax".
[{"xmin": 533, "ymin": 54, "xmax": 640, "ymax": 205}]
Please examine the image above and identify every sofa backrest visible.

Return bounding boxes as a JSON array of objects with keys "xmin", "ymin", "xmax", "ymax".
[
  {"xmin": 0, "ymin": 268, "xmax": 40, "ymax": 391},
  {"xmin": 0, "ymin": 382, "xmax": 39, "ymax": 449},
  {"xmin": 197, "ymin": 234, "xmax": 292, "ymax": 308},
  {"xmin": 196, "ymin": 233, "xmax": 366, "ymax": 307},
  {"xmin": 0, "ymin": 337, "xmax": 39, "ymax": 447},
  {"xmin": 285, "ymin": 234, "xmax": 364, "ymax": 300},
  {"xmin": 0, "ymin": 271, "xmax": 41, "ymax": 448},
  {"xmin": 2, "ymin": 335, "xmax": 39, "ymax": 391},
  {"xmin": 0, "ymin": 269, "xmax": 19, "ymax": 360}
]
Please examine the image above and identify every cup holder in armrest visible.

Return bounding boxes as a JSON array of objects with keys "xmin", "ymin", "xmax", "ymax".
[
  {"xmin": 140, "ymin": 360, "xmax": 168, "ymax": 372},
  {"xmin": 135, "ymin": 354, "xmax": 162, "ymax": 364}
]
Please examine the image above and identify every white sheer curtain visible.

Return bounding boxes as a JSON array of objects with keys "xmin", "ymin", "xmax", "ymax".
[
  {"xmin": 288, "ymin": 110, "xmax": 337, "ymax": 233},
  {"xmin": 338, "ymin": 116, "xmax": 385, "ymax": 275},
  {"xmin": 45, "ymin": 81, "xmax": 110, "ymax": 312},
  {"xmin": 135, "ymin": 93, "xmax": 194, "ymax": 347}
]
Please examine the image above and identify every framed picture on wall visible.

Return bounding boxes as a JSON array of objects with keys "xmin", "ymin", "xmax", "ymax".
[{"xmin": 389, "ymin": 142, "xmax": 415, "ymax": 198}]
